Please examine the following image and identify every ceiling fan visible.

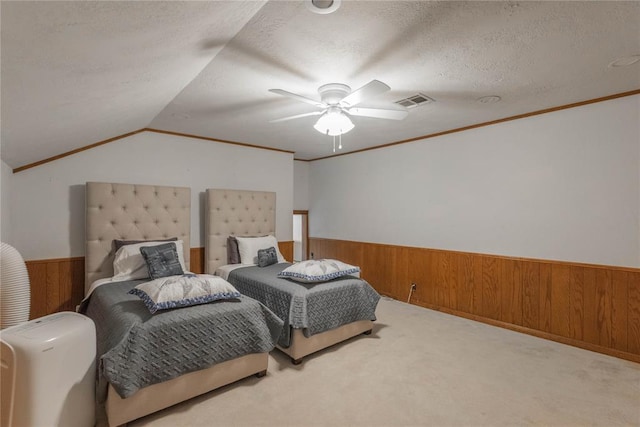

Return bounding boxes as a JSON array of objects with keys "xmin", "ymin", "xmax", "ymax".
[{"xmin": 269, "ymin": 80, "xmax": 408, "ymax": 144}]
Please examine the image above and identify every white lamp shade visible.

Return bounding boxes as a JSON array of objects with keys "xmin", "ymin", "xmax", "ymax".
[
  {"xmin": 313, "ymin": 110, "xmax": 354, "ymax": 136},
  {"xmin": 1, "ymin": 242, "xmax": 31, "ymax": 329}
]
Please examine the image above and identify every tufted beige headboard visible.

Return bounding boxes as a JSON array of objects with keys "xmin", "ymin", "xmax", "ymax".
[
  {"xmin": 205, "ymin": 189, "xmax": 276, "ymax": 274},
  {"xmin": 85, "ymin": 182, "xmax": 191, "ymax": 293}
]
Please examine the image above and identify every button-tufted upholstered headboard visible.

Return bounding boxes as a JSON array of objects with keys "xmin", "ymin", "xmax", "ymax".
[
  {"xmin": 85, "ymin": 182, "xmax": 191, "ymax": 294},
  {"xmin": 205, "ymin": 189, "xmax": 276, "ymax": 274}
]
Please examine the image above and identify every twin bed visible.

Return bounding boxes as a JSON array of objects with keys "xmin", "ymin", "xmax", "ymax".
[
  {"xmin": 205, "ymin": 188, "xmax": 379, "ymax": 364},
  {"xmin": 81, "ymin": 182, "xmax": 379, "ymax": 426}
]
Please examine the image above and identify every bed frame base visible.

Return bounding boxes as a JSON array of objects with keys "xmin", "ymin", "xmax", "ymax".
[
  {"xmin": 105, "ymin": 352, "xmax": 268, "ymax": 427},
  {"xmin": 277, "ymin": 320, "xmax": 374, "ymax": 364}
]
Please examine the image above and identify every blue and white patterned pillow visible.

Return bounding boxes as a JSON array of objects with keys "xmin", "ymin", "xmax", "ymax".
[
  {"xmin": 129, "ymin": 274, "xmax": 241, "ymax": 314},
  {"xmin": 278, "ymin": 259, "xmax": 360, "ymax": 283}
]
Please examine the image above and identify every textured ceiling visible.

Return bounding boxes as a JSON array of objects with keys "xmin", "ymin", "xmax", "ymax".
[{"xmin": 2, "ymin": 1, "xmax": 639, "ymax": 168}]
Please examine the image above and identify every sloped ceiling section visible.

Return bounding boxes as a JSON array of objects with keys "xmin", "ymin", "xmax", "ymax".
[
  {"xmin": 2, "ymin": 1, "xmax": 640, "ymax": 168},
  {"xmin": 151, "ymin": 1, "xmax": 640, "ymax": 160},
  {"xmin": 0, "ymin": 0, "xmax": 266, "ymax": 167}
]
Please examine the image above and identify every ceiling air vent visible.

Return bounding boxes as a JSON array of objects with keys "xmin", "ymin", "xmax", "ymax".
[{"xmin": 395, "ymin": 93, "xmax": 435, "ymax": 109}]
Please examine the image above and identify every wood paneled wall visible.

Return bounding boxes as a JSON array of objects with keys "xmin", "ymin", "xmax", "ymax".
[
  {"xmin": 24, "ymin": 241, "xmax": 294, "ymax": 319},
  {"xmin": 26, "ymin": 257, "xmax": 85, "ymax": 320},
  {"xmin": 278, "ymin": 241, "xmax": 294, "ymax": 265},
  {"xmin": 190, "ymin": 247, "xmax": 205, "ymax": 274},
  {"xmin": 310, "ymin": 238, "xmax": 640, "ymax": 363}
]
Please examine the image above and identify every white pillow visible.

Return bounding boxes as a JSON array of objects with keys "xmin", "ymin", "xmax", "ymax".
[
  {"xmin": 128, "ymin": 274, "xmax": 241, "ymax": 314},
  {"xmin": 112, "ymin": 240, "xmax": 187, "ymax": 281},
  {"xmin": 277, "ymin": 259, "xmax": 360, "ymax": 283},
  {"xmin": 236, "ymin": 235, "xmax": 286, "ymax": 265}
]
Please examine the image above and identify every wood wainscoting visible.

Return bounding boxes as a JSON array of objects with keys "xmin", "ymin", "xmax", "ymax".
[
  {"xmin": 24, "ymin": 241, "xmax": 294, "ymax": 320},
  {"xmin": 310, "ymin": 238, "xmax": 640, "ymax": 363},
  {"xmin": 278, "ymin": 240, "xmax": 294, "ymax": 265},
  {"xmin": 190, "ymin": 247, "xmax": 205, "ymax": 274},
  {"xmin": 26, "ymin": 257, "xmax": 85, "ymax": 320}
]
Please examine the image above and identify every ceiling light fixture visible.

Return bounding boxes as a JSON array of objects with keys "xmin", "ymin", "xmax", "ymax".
[
  {"xmin": 313, "ymin": 107, "xmax": 354, "ymax": 136},
  {"xmin": 313, "ymin": 106, "xmax": 354, "ymax": 152},
  {"xmin": 270, "ymin": 79, "xmax": 407, "ymax": 153},
  {"xmin": 608, "ymin": 54, "xmax": 640, "ymax": 68},
  {"xmin": 305, "ymin": 0, "xmax": 342, "ymax": 15}
]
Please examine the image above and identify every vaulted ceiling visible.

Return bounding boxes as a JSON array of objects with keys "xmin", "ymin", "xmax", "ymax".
[{"xmin": 2, "ymin": 1, "xmax": 639, "ymax": 169}]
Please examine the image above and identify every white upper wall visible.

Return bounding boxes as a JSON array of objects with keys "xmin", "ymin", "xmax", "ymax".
[
  {"xmin": 293, "ymin": 160, "xmax": 309, "ymax": 211},
  {"xmin": 309, "ymin": 95, "xmax": 640, "ymax": 268},
  {"xmin": 1, "ymin": 160, "xmax": 13, "ymax": 244},
  {"xmin": 10, "ymin": 131, "xmax": 293, "ymax": 260}
]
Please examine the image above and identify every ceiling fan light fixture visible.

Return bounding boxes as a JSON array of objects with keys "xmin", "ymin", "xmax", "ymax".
[
  {"xmin": 314, "ymin": 109, "xmax": 354, "ymax": 136},
  {"xmin": 305, "ymin": 0, "xmax": 341, "ymax": 15}
]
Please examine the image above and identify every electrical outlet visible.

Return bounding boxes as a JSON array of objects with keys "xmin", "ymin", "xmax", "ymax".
[
  {"xmin": 310, "ymin": 252, "xmax": 314, "ymax": 259},
  {"xmin": 410, "ymin": 283, "xmax": 417, "ymax": 291}
]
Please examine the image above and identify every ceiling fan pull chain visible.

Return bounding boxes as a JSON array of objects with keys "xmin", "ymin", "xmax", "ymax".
[
  {"xmin": 333, "ymin": 135, "xmax": 336, "ymax": 153},
  {"xmin": 339, "ymin": 133, "xmax": 343, "ymax": 150}
]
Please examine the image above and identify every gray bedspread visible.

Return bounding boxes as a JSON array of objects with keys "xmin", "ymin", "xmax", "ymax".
[
  {"xmin": 80, "ymin": 280, "xmax": 283, "ymax": 400},
  {"xmin": 227, "ymin": 263, "xmax": 380, "ymax": 348}
]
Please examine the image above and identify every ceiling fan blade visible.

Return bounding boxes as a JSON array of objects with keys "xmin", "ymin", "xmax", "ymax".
[
  {"xmin": 347, "ymin": 107, "xmax": 408, "ymax": 120},
  {"xmin": 269, "ymin": 89, "xmax": 326, "ymax": 108},
  {"xmin": 270, "ymin": 111, "xmax": 323, "ymax": 123},
  {"xmin": 340, "ymin": 80, "xmax": 390, "ymax": 107}
]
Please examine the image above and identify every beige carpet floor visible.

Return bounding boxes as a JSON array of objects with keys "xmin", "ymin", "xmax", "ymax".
[{"xmin": 130, "ymin": 297, "xmax": 640, "ymax": 426}]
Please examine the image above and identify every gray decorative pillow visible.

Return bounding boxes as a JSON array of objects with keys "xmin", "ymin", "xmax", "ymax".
[
  {"xmin": 227, "ymin": 236, "xmax": 240, "ymax": 264},
  {"xmin": 257, "ymin": 246, "xmax": 278, "ymax": 267},
  {"xmin": 140, "ymin": 243, "xmax": 184, "ymax": 279},
  {"xmin": 114, "ymin": 237, "xmax": 177, "ymax": 253}
]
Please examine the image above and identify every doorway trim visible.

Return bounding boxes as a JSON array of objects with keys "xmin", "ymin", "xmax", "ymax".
[{"xmin": 293, "ymin": 210, "xmax": 309, "ymax": 261}]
